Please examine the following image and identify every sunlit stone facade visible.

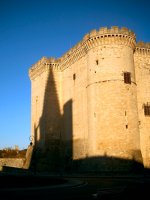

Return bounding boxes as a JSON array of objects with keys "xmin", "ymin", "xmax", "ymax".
[{"xmin": 29, "ymin": 26, "xmax": 150, "ymax": 171}]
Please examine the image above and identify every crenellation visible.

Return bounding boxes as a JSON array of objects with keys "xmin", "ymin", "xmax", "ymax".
[
  {"xmin": 29, "ymin": 26, "xmax": 150, "ymax": 172},
  {"xmin": 136, "ymin": 41, "xmax": 150, "ymax": 48},
  {"xmin": 29, "ymin": 56, "xmax": 61, "ymax": 80},
  {"xmin": 89, "ymin": 29, "xmax": 97, "ymax": 37},
  {"xmin": 54, "ymin": 26, "xmax": 136, "ymax": 71},
  {"xmin": 59, "ymin": 30, "xmax": 136, "ymax": 70},
  {"xmin": 135, "ymin": 41, "xmax": 150, "ymax": 56},
  {"xmin": 110, "ymin": 26, "xmax": 119, "ymax": 33},
  {"xmin": 121, "ymin": 27, "xmax": 129, "ymax": 33},
  {"xmin": 99, "ymin": 26, "xmax": 108, "ymax": 34},
  {"xmin": 135, "ymin": 48, "xmax": 150, "ymax": 56},
  {"xmin": 83, "ymin": 33, "xmax": 90, "ymax": 41},
  {"xmin": 48, "ymin": 57, "xmax": 56, "ymax": 62},
  {"xmin": 98, "ymin": 26, "xmax": 136, "ymax": 38}
]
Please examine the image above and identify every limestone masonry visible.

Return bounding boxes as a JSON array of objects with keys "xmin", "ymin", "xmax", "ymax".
[{"xmin": 29, "ymin": 26, "xmax": 150, "ymax": 172}]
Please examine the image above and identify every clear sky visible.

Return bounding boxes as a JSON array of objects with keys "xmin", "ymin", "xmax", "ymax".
[{"xmin": 0, "ymin": 0, "xmax": 150, "ymax": 149}]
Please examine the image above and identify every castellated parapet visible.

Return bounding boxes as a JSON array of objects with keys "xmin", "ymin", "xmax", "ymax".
[
  {"xmin": 29, "ymin": 26, "xmax": 150, "ymax": 172},
  {"xmin": 29, "ymin": 57, "xmax": 61, "ymax": 80}
]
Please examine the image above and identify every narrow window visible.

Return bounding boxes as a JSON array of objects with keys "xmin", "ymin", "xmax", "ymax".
[
  {"xmin": 124, "ymin": 72, "xmax": 131, "ymax": 84},
  {"xmin": 73, "ymin": 73, "xmax": 76, "ymax": 80},
  {"xmin": 144, "ymin": 103, "xmax": 150, "ymax": 116},
  {"xmin": 96, "ymin": 60, "xmax": 99, "ymax": 65}
]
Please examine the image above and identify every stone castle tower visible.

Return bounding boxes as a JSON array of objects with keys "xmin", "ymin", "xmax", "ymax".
[{"xmin": 29, "ymin": 26, "xmax": 150, "ymax": 172}]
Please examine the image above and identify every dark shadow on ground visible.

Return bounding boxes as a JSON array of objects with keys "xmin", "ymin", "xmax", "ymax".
[{"xmin": 1, "ymin": 62, "xmax": 150, "ymax": 199}]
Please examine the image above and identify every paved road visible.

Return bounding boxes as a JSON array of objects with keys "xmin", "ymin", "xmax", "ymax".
[{"xmin": 0, "ymin": 174, "xmax": 150, "ymax": 199}]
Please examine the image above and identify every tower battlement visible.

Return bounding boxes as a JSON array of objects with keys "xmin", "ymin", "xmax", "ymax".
[
  {"xmin": 84, "ymin": 26, "xmax": 135, "ymax": 38},
  {"xmin": 29, "ymin": 57, "xmax": 61, "ymax": 80},
  {"xmin": 135, "ymin": 41, "xmax": 150, "ymax": 56},
  {"xmin": 29, "ymin": 26, "xmax": 150, "ymax": 171},
  {"xmin": 59, "ymin": 26, "xmax": 136, "ymax": 70},
  {"xmin": 136, "ymin": 41, "xmax": 150, "ymax": 48},
  {"xmin": 29, "ymin": 26, "xmax": 137, "ymax": 74}
]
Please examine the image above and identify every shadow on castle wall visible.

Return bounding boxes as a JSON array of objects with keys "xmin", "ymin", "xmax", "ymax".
[
  {"xmin": 28, "ymin": 67, "xmax": 73, "ymax": 173},
  {"xmin": 27, "ymin": 68, "xmax": 147, "ymax": 175},
  {"xmin": 1, "ymin": 68, "xmax": 150, "ymax": 175}
]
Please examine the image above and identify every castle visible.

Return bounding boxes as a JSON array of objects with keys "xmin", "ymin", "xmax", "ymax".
[{"xmin": 29, "ymin": 26, "xmax": 150, "ymax": 172}]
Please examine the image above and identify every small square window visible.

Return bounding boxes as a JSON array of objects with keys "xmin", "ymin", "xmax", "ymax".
[
  {"xmin": 144, "ymin": 103, "xmax": 150, "ymax": 116},
  {"xmin": 124, "ymin": 72, "xmax": 131, "ymax": 84},
  {"xmin": 73, "ymin": 73, "xmax": 76, "ymax": 80}
]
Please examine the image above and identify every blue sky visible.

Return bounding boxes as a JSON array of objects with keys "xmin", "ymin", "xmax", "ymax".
[{"xmin": 0, "ymin": 0, "xmax": 150, "ymax": 149}]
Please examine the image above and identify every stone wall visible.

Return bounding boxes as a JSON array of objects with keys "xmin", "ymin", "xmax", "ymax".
[
  {"xmin": 87, "ymin": 43, "xmax": 141, "ymax": 161},
  {"xmin": 134, "ymin": 43, "xmax": 150, "ymax": 168},
  {"xmin": 29, "ymin": 58, "xmax": 62, "ymax": 148},
  {"xmin": 28, "ymin": 26, "xmax": 150, "ymax": 172},
  {"xmin": 0, "ymin": 158, "xmax": 24, "ymax": 171},
  {"xmin": 62, "ymin": 54, "xmax": 88, "ymax": 160}
]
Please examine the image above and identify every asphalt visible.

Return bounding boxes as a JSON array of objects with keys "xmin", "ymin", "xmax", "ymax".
[{"xmin": 0, "ymin": 172, "xmax": 150, "ymax": 199}]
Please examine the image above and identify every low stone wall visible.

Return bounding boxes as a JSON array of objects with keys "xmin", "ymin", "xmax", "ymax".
[{"xmin": 0, "ymin": 158, "xmax": 25, "ymax": 171}]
